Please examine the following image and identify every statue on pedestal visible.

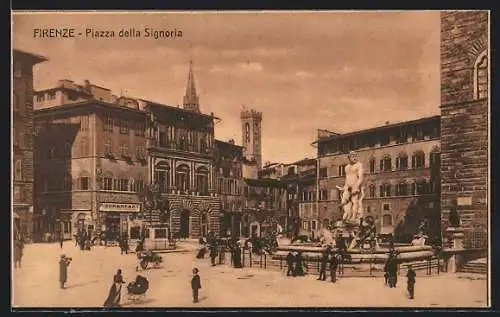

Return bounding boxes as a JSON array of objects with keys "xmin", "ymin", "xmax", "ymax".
[{"xmin": 337, "ymin": 151, "xmax": 364, "ymax": 224}]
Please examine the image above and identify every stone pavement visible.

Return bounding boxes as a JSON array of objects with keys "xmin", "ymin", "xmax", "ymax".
[{"xmin": 12, "ymin": 242, "xmax": 488, "ymax": 308}]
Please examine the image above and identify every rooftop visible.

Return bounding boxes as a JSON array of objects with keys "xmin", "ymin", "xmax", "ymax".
[
  {"xmin": 313, "ymin": 115, "xmax": 440, "ymax": 144},
  {"xmin": 13, "ymin": 49, "xmax": 48, "ymax": 64}
]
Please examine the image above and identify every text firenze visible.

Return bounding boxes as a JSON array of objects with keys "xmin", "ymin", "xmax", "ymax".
[{"xmin": 33, "ymin": 28, "xmax": 183, "ymax": 39}]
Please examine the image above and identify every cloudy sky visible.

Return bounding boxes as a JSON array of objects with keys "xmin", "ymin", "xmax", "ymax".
[{"xmin": 13, "ymin": 11, "xmax": 440, "ymax": 164}]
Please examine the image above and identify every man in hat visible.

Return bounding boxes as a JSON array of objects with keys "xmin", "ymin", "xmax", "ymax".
[
  {"xmin": 339, "ymin": 151, "xmax": 364, "ymax": 221},
  {"xmin": 59, "ymin": 254, "xmax": 72, "ymax": 289},
  {"xmin": 407, "ymin": 265, "xmax": 416, "ymax": 299},
  {"xmin": 191, "ymin": 268, "xmax": 201, "ymax": 303}
]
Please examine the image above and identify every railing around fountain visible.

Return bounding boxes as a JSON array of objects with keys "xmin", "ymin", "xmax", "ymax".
[{"xmin": 221, "ymin": 247, "xmax": 441, "ymax": 277}]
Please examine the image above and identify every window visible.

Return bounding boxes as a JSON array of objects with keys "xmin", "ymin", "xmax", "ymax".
[
  {"xmin": 396, "ymin": 183, "xmax": 408, "ymax": 196},
  {"xmin": 416, "ymin": 180, "xmax": 428, "ymax": 195},
  {"xmin": 245, "ymin": 123, "xmax": 250, "ymax": 142},
  {"xmin": 135, "ymin": 122, "xmax": 145, "ymax": 136},
  {"xmin": 412, "ymin": 151, "xmax": 425, "ymax": 169},
  {"xmin": 36, "ymin": 94, "xmax": 44, "ymax": 102},
  {"xmin": 413, "ymin": 127, "xmax": 424, "ymax": 141},
  {"xmin": 396, "ymin": 154, "xmax": 408, "ymax": 170},
  {"xmin": 311, "ymin": 220, "xmax": 317, "ymax": 230},
  {"xmin": 380, "ymin": 155, "xmax": 392, "ymax": 172},
  {"xmin": 195, "ymin": 166, "xmax": 209, "ymax": 195},
  {"xmin": 118, "ymin": 178, "xmax": 129, "ymax": 191},
  {"xmin": 104, "ymin": 136, "xmax": 113, "ymax": 155},
  {"xmin": 320, "ymin": 189, "xmax": 328, "ymax": 201},
  {"xmin": 120, "ymin": 120, "xmax": 129, "ymax": 134},
  {"xmin": 176, "ymin": 164, "xmax": 190, "ymax": 192},
  {"xmin": 80, "ymin": 116, "xmax": 89, "ymax": 131},
  {"xmin": 179, "ymin": 135, "xmax": 187, "ymax": 151},
  {"xmin": 369, "ymin": 184, "xmax": 376, "ymax": 198},
  {"xmin": 382, "ymin": 214, "xmax": 392, "ymax": 226},
  {"xmin": 154, "ymin": 161, "xmax": 170, "ymax": 193},
  {"xmin": 397, "ymin": 131, "xmax": 408, "ymax": 144},
  {"xmin": 338, "ymin": 164, "xmax": 346, "ymax": 177},
  {"xmin": 79, "ymin": 176, "xmax": 90, "ymax": 190},
  {"xmin": 411, "ymin": 183, "xmax": 417, "ymax": 195},
  {"xmin": 159, "ymin": 131, "xmax": 168, "ymax": 147},
  {"xmin": 120, "ymin": 143, "xmax": 129, "ymax": 157},
  {"xmin": 200, "ymin": 135, "xmax": 207, "ymax": 153},
  {"xmin": 474, "ymin": 51, "xmax": 488, "ymax": 100},
  {"xmin": 319, "ymin": 167, "xmax": 328, "ymax": 178},
  {"xmin": 104, "ymin": 115, "xmax": 113, "ymax": 132},
  {"xmin": 47, "ymin": 92, "xmax": 56, "ymax": 100},
  {"xmin": 369, "ymin": 158, "xmax": 376, "ymax": 174},
  {"xmin": 136, "ymin": 145, "xmax": 146, "ymax": 160},
  {"xmin": 380, "ymin": 183, "xmax": 391, "ymax": 197},
  {"xmin": 102, "ymin": 172, "xmax": 113, "ymax": 190},
  {"xmin": 14, "ymin": 160, "xmax": 22, "ymax": 180}
]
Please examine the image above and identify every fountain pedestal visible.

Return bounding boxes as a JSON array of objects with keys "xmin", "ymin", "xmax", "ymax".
[{"xmin": 446, "ymin": 226, "xmax": 465, "ymax": 273}]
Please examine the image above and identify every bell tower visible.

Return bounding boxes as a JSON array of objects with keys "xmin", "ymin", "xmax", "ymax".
[
  {"xmin": 183, "ymin": 60, "xmax": 200, "ymax": 113},
  {"xmin": 241, "ymin": 106, "xmax": 263, "ymax": 170}
]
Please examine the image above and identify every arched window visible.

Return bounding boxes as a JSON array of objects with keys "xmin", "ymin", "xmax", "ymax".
[
  {"xmin": 474, "ymin": 50, "xmax": 488, "ymax": 100},
  {"xmin": 102, "ymin": 171, "xmax": 113, "ymax": 190},
  {"xmin": 176, "ymin": 164, "xmax": 190, "ymax": 192},
  {"xmin": 380, "ymin": 154, "xmax": 392, "ymax": 172},
  {"xmin": 195, "ymin": 166, "xmax": 209, "ymax": 195},
  {"xmin": 396, "ymin": 182, "xmax": 408, "ymax": 196},
  {"xmin": 155, "ymin": 161, "xmax": 170, "ymax": 193},
  {"xmin": 14, "ymin": 159, "xmax": 22, "ymax": 181},
  {"xmin": 117, "ymin": 175, "xmax": 129, "ymax": 191},
  {"xmin": 396, "ymin": 152, "xmax": 408, "ymax": 170},
  {"xmin": 77, "ymin": 171, "xmax": 90, "ymax": 190},
  {"xmin": 412, "ymin": 150, "xmax": 425, "ymax": 169},
  {"xmin": 245, "ymin": 123, "xmax": 250, "ymax": 143},
  {"xmin": 369, "ymin": 157, "xmax": 376, "ymax": 174},
  {"xmin": 380, "ymin": 183, "xmax": 391, "ymax": 197},
  {"xmin": 368, "ymin": 184, "xmax": 376, "ymax": 198}
]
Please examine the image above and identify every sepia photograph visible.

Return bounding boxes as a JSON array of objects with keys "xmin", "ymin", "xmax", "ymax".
[{"xmin": 11, "ymin": 10, "xmax": 490, "ymax": 309}]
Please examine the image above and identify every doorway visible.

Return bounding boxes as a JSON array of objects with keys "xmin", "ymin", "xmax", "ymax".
[{"xmin": 180, "ymin": 210, "xmax": 190, "ymax": 239}]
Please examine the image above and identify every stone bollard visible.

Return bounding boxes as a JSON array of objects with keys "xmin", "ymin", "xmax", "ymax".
[{"xmin": 446, "ymin": 227, "xmax": 465, "ymax": 273}]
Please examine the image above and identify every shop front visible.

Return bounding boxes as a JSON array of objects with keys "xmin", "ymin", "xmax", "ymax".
[{"xmin": 99, "ymin": 202, "xmax": 141, "ymax": 240}]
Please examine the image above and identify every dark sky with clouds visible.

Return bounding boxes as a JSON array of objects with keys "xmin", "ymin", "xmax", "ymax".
[{"xmin": 13, "ymin": 11, "xmax": 440, "ymax": 164}]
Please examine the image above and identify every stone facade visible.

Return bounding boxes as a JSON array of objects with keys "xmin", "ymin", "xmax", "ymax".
[
  {"xmin": 315, "ymin": 116, "xmax": 441, "ymax": 242},
  {"xmin": 13, "ymin": 50, "xmax": 46, "ymax": 242},
  {"xmin": 440, "ymin": 11, "xmax": 489, "ymax": 248}
]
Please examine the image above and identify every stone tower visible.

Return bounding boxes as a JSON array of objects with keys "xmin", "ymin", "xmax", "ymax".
[
  {"xmin": 440, "ymin": 11, "xmax": 489, "ymax": 247},
  {"xmin": 183, "ymin": 60, "xmax": 200, "ymax": 113},
  {"xmin": 241, "ymin": 107, "xmax": 263, "ymax": 171}
]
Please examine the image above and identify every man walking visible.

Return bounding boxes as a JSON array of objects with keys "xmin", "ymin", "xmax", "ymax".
[
  {"xmin": 59, "ymin": 254, "xmax": 72, "ymax": 289},
  {"xmin": 286, "ymin": 251, "xmax": 295, "ymax": 276},
  {"xmin": 329, "ymin": 251, "xmax": 339, "ymax": 283},
  {"xmin": 317, "ymin": 247, "xmax": 330, "ymax": 281},
  {"xmin": 407, "ymin": 265, "xmax": 416, "ymax": 299}
]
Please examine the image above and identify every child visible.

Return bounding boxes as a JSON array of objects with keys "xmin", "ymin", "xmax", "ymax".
[
  {"xmin": 191, "ymin": 268, "xmax": 201, "ymax": 303},
  {"xmin": 407, "ymin": 265, "xmax": 416, "ymax": 299}
]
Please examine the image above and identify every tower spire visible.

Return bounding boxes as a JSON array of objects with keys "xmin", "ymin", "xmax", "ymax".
[{"xmin": 183, "ymin": 60, "xmax": 200, "ymax": 113}]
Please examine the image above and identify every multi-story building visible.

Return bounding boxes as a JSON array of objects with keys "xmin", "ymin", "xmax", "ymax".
[
  {"xmin": 34, "ymin": 80, "xmax": 149, "ymax": 241},
  {"xmin": 33, "ymin": 62, "xmax": 239, "ymax": 241},
  {"xmin": 440, "ymin": 11, "xmax": 489, "ymax": 248},
  {"xmin": 12, "ymin": 49, "xmax": 47, "ymax": 242},
  {"xmin": 279, "ymin": 158, "xmax": 317, "ymax": 238},
  {"xmin": 313, "ymin": 116, "xmax": 441, "ymax": 241},
  {"xmin": 214, "ymin": 139, "xmax": 245, "ymax": 237}
]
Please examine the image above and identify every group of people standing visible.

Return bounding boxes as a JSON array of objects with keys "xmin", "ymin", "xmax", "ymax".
[
  {"xmin": 285, "ymin": 251, "xmax": 308, "ymax": 277},
  {"xmin": 74, "ymin": 230, "xmax": 92, "ymax": 251}
]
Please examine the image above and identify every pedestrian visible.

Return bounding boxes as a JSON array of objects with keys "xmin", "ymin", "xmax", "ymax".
[
  {"xmin": 286, "ymin": 251, "xmax": 295, "ymax": 276},
  {"xmin": 317, "ymin": 247, "xmax": 329, "ymax": 281},
  {"xmin": 387, "ymin": 256, "xmax": 398, "ymax": 288},
  {"xmin": 104, "ymin": 269, "xmax": 126, "ymax": 307},
  {"xmin": 294, "ymin": 251, "xmax": 306, "ymax": 276},
  {"xmin": 191, "ymin": 268, "xmax": 201, "ymax": 303},
  {"xmin": 59, "ymin": 254, "xmax": 72, "ymax": 289},
  {"xmin": 329, "ymin": 252, "xmax": 339, "ymax": 283},
  {"xmin": 209, "ymin": 243, "xmax": 218, "ymax": 267},
  {"xmin": 407, "ymin": 265, "xmax": 416, "ymax": 299},
  {"xmin": 14, "ymin": 239, "xmax": 23, "ymax": 268},
  {"xmin": 59, "ymin": 234, "xmax": 64, "ymax": 249}
]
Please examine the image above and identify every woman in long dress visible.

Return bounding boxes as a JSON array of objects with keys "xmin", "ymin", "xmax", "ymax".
[{"xmin": 104, "ymin": 269, "xmax": 126, "ymax": 307}]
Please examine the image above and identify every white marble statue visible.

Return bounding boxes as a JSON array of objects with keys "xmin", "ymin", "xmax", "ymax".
[{"xmin": 337, "ymin": 151, "xmax": 364, "ymax": 222}]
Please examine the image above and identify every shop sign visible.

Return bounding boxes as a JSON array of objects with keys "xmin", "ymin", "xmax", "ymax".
[
  {"xmin": 99, "ymin": 203, "xmax": 140, "ymax": 213},
  {"xmin": 457, "ymin": 197, "xmax": 472, "ymax": 206}
]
